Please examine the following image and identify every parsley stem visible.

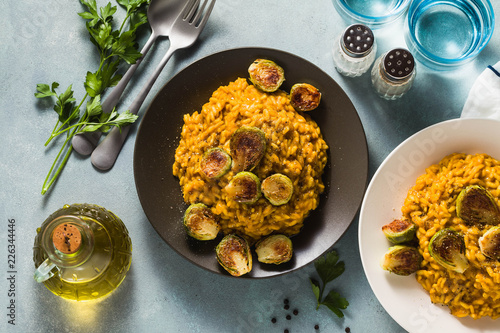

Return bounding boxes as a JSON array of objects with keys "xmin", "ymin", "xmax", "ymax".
[
  {"xmin": 317, "ymin": 284, "xmax": 325, "ymax": 310},
  {"xmin": 41, "ymin": 128, "xmax": 77, "ymax": 195},
  {"xmin": 118, "ymin": 11, "xmax": 132, "ymax": 34},
  {"xmin": 50, "ymin": 119, "xmax": 61, "ymax": 136}
]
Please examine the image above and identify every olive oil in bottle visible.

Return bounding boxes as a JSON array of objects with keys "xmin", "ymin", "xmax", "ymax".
[{"xmin": 33, "ymin": 203, "xmax": 132, "ymax": 301}]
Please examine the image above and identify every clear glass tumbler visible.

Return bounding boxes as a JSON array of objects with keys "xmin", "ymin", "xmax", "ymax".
[
  {"xmin": 332, "ymin": 0, "xmax": 411, "ymax": 28},
  {"xmin": 404, "ymin": 0, "xmax": 495, "ymax": 70}
]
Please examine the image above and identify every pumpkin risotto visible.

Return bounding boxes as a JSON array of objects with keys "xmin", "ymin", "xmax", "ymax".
[
  {"xmin": 402, "ymin": 153, "xmax": 500, "ymax": 319},
  {"xmin": 172, "ymin": 78, "xmax": 328, "ymax": 241}
]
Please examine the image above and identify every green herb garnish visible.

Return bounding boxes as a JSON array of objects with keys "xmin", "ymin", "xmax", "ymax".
[
  {"xmin": 310, "ymin": 250, "xmax": 349, "ymax": 318},
  {"xmin": 35, "ymin": 0, "xmax": 149, "ymax": 195}
]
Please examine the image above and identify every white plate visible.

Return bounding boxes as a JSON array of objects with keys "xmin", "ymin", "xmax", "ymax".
[{"xmin": 359, "ymin": 118, "xmax": 500, "ymax": 333}]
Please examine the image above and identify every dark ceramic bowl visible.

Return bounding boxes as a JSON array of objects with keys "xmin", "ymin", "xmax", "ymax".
[{"xmin": 133, "ymin": 47, "xmax": 368, "ymax": 278}]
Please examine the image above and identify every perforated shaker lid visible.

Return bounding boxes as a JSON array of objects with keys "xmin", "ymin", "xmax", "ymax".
[
  {"xmin": 383, "ymin": 48, "xmax": 415, "ymax": 80},
  {"xmin": 341, "ymin": 24, "xmax": 375, "ymax": 58}
]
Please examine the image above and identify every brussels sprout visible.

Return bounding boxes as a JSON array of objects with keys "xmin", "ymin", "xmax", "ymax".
[
  {"xmin": 479, "ymin": 226, "xmax": 500, "ymax": 260},
  {"xmin": 248, "ymin": 59, "xmax": 285, "ymax": 92},
  {"xmin": 183, "ymin": 203, "xmax": 220, "ymax": 241},
  {"xmin": 216, "ymin": 234, "xmax": 252, "ymax": 276},
  {"xmin": 261, "ymin": 173, "xmax": 293, "ymax": 206},
  {"xmin": 456, "ymin": 185, "xmax": 500, "ymax": 226},
  {"xmin": 381, "ymin": 219, "xmax": 417, "ymax": 244},
  {"xmin": 289, "ymin": 83, "xmax": 321, "ymax": 112},
  {"xmin": 429, "ymin": 228, "xmax": 469, "ymax": 273},
  {"xmin": 255, "ymin": 234, "xmax": 293, "ymax": 264},
  {"xmin": 200, "ymin": 147, "xmax": 232, "ymax": 179},
  {"xmin": 380, "ymin": 245, "xmax": 422, "ymax": 276},
  {"xmin": 230, "ymin": 126, "xmax": 267, "ymax": 172},
  {"xmin": 225, "ymin": 171, "xmax": 261, "ymax": 204}
]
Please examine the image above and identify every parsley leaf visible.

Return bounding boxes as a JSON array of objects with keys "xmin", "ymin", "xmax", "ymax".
[
  {"xmin": 322, "ymin": 290, "xmax": 349, "ymax": 318},
  {"xmin": 78, "ymin": 0, "xmax": 100, "ymax": 26},
  {"xmin": 315, "ymin": 250, "xmax": 345, "ymax": 285},
  {"xmin": 100, "ymin": 2, "xmax": 117, "ymax": 22},
  {"xmin": 117, "ymin": 0, "xmax": 149, "ymax": 13},
  {"xmin": 36, "ymin": 83, "xmax": 77, "ymax": 124},
  {"xmin": 82, "ymin": 109, "xmax": 138, "ymax": 133},
  {"xmin": 86, "ymin": 96, "xmax": 103, "ymax": 117},
  {"xmin": 310, "ymin": 250, "xmax": 349, "ymax": 318},
  {"xmin": 85, "ymin": 71, "xmax": 103, "ymax": 97},
  {"xmin": 112, "ymin": 29, "xmax": 142, "ymax": 63},
  {"xmin": 100, "ymin": 59, "xmax": 122, "ymax": 88},
  {"xmin": 55, "ymin": 85, "xmax": 77, "ymax": 123},
  {"xmin": 35, "ymin": 0, "xmax": 149, "ymax": 195},
  {"xmin": 34, "ymin": 83, "xmax": 58, "ymax": 98}
]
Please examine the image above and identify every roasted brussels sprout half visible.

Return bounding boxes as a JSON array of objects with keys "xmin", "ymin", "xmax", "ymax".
[
  {"xmin": 216, "ymin": 234, "xmax": 252, "ymax": 276},
  {"xmin": 380, "ymin": 245, "xmax": 422, "ymax": 276},
  {"xmin": 200, "ymin": 147, "xmax": 232, "ymax": 179},
  {"xmin": 456, "ymin": 185, "xmax": 500, "ymax": 226},
  {"xmin": 225, "ymin": 172, "xmax": 261, "ymax": 204},
  {"xmin": 289, "ymin": 83, "xmax": 321, "ymax": 112},
  {"xmin": 248, "ymin": 59, "xmax": 285, "ymax": 92},
  {"xmin": 230, "ymin": 126, "xmax": 266, "ymax": 172},
  {"xmin": 381, "ymin": 219, "xmax": 417, "ymax": 244},
  {"xmin": 261, "ymin": 173, "xmax": 293, "ymax": 206},
  {"xmin": 183, "ymin": 203, "xmax": 220, "ymax": 241},
  {"xmin": 479, "ymin": 226, "xmax": 500, "ymax": 260},
  {"xmin": 255, "ymin": 234, "xmax": 293, "ymax": 264},
  {"xmin": 429, "ymin": 228, "xmax": 469, "ymax": 273}
]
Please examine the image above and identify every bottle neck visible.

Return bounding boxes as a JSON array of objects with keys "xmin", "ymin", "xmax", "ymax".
[{"xmin": 41, "ymin": 215, "xmax": 94, "ymax": 268}]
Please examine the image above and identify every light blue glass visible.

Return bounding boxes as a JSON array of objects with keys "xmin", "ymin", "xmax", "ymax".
[
  {"xmin": 333, "ymin": 0, "xmax": 411, "ymax": 28},
  {"xmin": 405, "ymin": 0, "xmax": 495, "ymax": 70}
]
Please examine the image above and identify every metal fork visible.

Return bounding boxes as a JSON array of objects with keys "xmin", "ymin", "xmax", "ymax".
[{"xmin": 91, "ymin": 0, "xmax": 216, "ymax": 170}]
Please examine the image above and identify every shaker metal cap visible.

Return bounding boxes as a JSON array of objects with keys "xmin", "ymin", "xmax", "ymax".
[
  {"xmin": 341, "ymin": 24, "xmax": 375, "ymax": 58},
  {"xmin": 383, "ymin": 48, "xmax": 415, "ymax": 80}
]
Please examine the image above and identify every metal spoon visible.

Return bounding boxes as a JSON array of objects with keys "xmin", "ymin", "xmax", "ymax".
[{"xmin": 71, "ymin": 0, "xmax": 186, "ymax": 155}]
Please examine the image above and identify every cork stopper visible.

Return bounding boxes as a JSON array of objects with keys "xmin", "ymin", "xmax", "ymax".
[{"xmin": 52, "ymin": 223, "xmax": 82, "ymax": 254}]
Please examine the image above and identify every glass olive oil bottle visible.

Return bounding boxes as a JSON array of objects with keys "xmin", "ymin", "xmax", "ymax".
[{"xmin": 33, "ymin": 204, "xmax": 132, "ymax": 301}]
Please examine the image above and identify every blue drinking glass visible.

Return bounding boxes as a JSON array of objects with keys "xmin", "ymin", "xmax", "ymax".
[
  {"xmin": 405, "ymin": 0, "xmax": 495, "ymax": 70},
  {"xmin": 333, "ymin": 0, "xmax": 411, "ymax": 28}
]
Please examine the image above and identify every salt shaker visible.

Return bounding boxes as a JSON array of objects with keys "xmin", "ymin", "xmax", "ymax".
[
  {"xmin": 332, "ymin": 24, "xmax": 377, "ymax": 77},
  {"xmin": 371, "ymin": 48, "xmax": 416, "ymax": 100}
]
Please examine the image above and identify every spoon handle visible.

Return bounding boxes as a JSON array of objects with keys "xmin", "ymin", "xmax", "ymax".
[
  {"xmin": 91, "ymin": 45, "xmax": 178, "ymax": 170},
  {"xmin": 71, "ymin": 34, "xmax": 157, "ymax": 155}
]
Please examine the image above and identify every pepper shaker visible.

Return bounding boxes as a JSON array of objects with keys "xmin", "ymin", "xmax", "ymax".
[
  {"xmin": 332, "ymin": 24, "xmax": 377, "ymax": 77},
  {"xmin": 371, "ymin": 48, "xmax": 416, "ymax": 100}
]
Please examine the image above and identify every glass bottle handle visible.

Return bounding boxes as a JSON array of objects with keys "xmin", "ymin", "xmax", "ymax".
[{"xmin": 34, "ymin": 258, "xmax": 57, "ymax": 283}]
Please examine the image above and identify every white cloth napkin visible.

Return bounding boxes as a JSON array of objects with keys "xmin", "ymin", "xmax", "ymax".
[{"xmin": 461, "ymin": 61, "xmax": 500, "ymax": 119}]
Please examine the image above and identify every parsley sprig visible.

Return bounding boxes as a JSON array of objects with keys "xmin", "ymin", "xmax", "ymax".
[
  {"xmin": 35, "ymin": 0, "xmax": 149, "ymax": 195},
  {"xmin": 310, "ymin": 250, "xmax": 349, "ymax": 318}
]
